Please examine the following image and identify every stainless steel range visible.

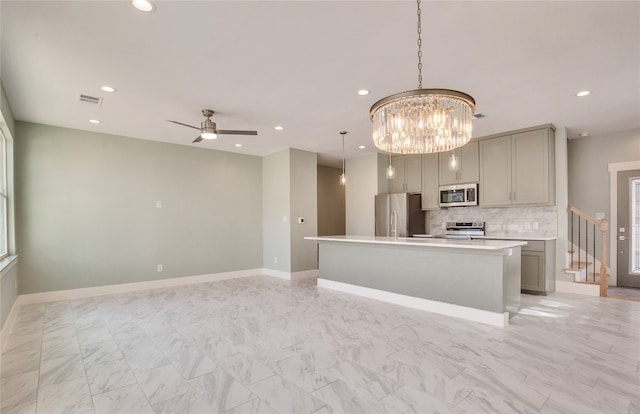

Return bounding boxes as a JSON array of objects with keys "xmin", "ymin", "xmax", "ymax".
[{"xmin": 442, "ymin": 221, "xmax": 485, "ymax": 239}]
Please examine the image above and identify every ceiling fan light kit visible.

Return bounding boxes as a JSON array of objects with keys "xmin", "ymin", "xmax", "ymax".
[
  {"xmin": 168, "ymin": 108, "xmax": 257, "ymax": 144},
  {"xmin": 200, "ymin": 110, "xmax": 217, "ymax": 140},
  {"xmin": 370, "ymin": 0, "xmax": 475, "ymax": 155}
]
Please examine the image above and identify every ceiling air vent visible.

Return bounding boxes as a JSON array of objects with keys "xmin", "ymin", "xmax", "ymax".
[
  {"xmin": 79, "ymin": 94, "xmax": 103, "ymax": 107},
  {"xmin": 472, "ymin": 113, "xmax": 486, "ymax": 120}
]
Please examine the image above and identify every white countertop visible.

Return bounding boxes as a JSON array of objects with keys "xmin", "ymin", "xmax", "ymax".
[
  {"xmin": 472, "ymin": 235, "xmax": 557, "ymax": 241},
  {"xmin": 305, "ymin": 235, "xmax": 527, "ymax": 251}
]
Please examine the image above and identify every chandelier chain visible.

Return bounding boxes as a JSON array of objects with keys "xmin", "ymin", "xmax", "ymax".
[{"xmin": 416, "ymin": 0, "xmax": 423, "ymax": 89}]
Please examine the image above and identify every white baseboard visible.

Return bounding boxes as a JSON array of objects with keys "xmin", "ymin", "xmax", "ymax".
[
  {"xmin": 317, "ymin": 278, "xmax": 509, "ymax": 328},
  {"xmin": 16, "ymin": 268, "xmax": 264, "ymax": 305},
  {"xmin": 262, "ymin": 268, "xmax": 318, "ymax": 281},
  {"xmin": 555, "ymin": 280, "xmax": 600, "ymax": 296}
]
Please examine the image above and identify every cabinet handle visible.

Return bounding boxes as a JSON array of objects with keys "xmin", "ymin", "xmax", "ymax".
[{"xmin": 513, "ymin": 191, "xmax": 516, "ymax": 201}]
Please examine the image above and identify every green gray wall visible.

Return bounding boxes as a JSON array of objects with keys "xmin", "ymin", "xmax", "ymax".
[
  {"xmin": 345, "ymin": 153, "xmax": 388, "ymax": 235},
  {"xmin": 568, "ymin": 128, "xmax": 640, "ymax": 220},
  {"xmin": 568, "ymin": 128, "xmax": 640, "ymax": 275},
  {"xmin": 317, "ymin": 166, "xmax": 345, "ymax": 236},
  {"xmin": 290, "ymin": 149, "xmax": 318, "ymax": 272},
  {"xmin": 262, "ymin": 148, "xmax": 318, "ymax": 273},
  {"xmin": 262, "ymin": 150, "xmax": 291, "ymax": 272},
  {"xmin": 15, "ymin": 122, "xmax": 263, "ymax": 294}
]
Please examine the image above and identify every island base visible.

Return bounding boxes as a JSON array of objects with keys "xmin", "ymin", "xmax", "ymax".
[
  {"xmin": 314, "ymin": 239, "xmax": 520, "ymax": 327},
  {"xmin": 318, "ymin": 278, "xmax": 510, "ymax": 327}
]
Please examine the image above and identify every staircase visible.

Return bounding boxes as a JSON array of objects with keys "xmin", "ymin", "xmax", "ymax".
[{"xmin": 566, "ymin": 204, "xmax": 609, "ymax": 296}]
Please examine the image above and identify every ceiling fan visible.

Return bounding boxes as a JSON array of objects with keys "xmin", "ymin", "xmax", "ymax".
[{"xmin": 168, "ymin": 109, "xmax": 258, "ymax": 143}]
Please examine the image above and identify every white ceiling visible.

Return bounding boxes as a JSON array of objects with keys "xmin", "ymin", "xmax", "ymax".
[{"xmin": 1, "ymin": 1, "xmax": 639, "ymax": 167}]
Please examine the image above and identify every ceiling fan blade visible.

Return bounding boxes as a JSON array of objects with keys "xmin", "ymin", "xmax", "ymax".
[
  {"xmin": 168, "ymin": 120, "xmax": 200, "ymax": 131},
  {"xmin": 192, "ymin": 135, "xmax": 203, "ymax": 143},
  {"xmin": 215, "ymin": 130, "xmax": 258, "ymax": 136}
]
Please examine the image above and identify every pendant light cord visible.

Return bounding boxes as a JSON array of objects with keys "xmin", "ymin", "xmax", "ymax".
[
  {"xmin": 417, "ymin": 0, "xmax": 423, "ymax": 89},
  {"xmin": 340, "ymin": 131, "xmax": 347, "ymax": 176}
]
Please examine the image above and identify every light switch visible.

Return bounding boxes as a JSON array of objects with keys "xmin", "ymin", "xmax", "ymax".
[{"xmin": 156, "ymin": 200, "xmax": 162, "ymax": 208}]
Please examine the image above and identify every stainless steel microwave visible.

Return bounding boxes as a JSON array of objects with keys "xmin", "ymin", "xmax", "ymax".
[{"xmin": 439, "ymin": 183, "xmax": 478, "ymax": 207}]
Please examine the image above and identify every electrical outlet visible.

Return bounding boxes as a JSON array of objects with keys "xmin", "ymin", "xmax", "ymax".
[
  {"xmin": 157, "ymin": 264, "xmax": 163, "ymax": 272},
  {"xmin": 273, "ymin": 257, "xmax": 278, "ymax": 264}
]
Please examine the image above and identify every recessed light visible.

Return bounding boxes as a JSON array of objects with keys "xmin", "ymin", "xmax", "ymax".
[
  {"xmin": 235, "ymin": 144, "xmax": 243, "ymax": 147},
  {"xmin": 579, "ymin": 132, "xmax": 589, "ymax": 137},
  {"xmin": 357, "ymin": 89, "xmax": 370, "ymax": 96},
  {"xmin": 100, "ymin": 85, "xmax": 116, "ymax": 93},
  {"xmin": 132, "ymin": 0, "xmax": 154, "ymax": 12},
  {"xmin": 274, "ymin": 126, "xmax": 284, "ymax": 131},
  {"xmin": 576, "ymin": 90, "xmax": 591, "ymax": 97},
  {"xmin": 89, "ymin": 119, "xmax": 100, "ymax": 124},
  {"xmin": 359, "ymin": 145, "xmax": 366, "ymax": 149}
]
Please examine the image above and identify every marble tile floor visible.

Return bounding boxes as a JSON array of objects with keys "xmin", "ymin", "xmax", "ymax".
[
  {"xmin": 608, "ymin": 286, "xmax": 640, "ymax": 301},
  {"xmin": 1, "ymin": 275, "xmax": 638, "ymax": 414}
]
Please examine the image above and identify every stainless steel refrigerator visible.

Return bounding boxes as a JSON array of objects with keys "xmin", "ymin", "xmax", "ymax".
[{"xmin": 375, "ymin": 193, "xmax": 425, "ymax": 237}]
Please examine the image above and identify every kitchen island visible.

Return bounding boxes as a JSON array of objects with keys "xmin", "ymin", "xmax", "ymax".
[{"xmin": 305, "ymin": 235, "xmax": 527, "ymax": 327}]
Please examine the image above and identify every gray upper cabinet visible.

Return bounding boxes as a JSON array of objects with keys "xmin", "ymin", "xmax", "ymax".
[
  {"xmin": 479, "ymin": 135, "xmax": 512, "ymax": 206},
  {"xmin": 390, "ymin": 155, "xmax": 422, "ymax": 193},
  {"xmin": 512, "ymin": 129, "xmax": 553, "ymax": 205},
  {"xmin": 479, "ymin": 125, "xmax": 555, "ymax": 206},
  {"xmin": 421, "ymin": 153, "xmax": 439, "ymax": 210},
  {"xmin": 438, "ymin": 141, "xmax": 479, "ymax": 185}
]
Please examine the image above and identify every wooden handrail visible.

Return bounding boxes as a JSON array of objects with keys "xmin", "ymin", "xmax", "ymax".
[
  {"xmin": 568, "ymin": 204, "xmax": 606, "ymax": 228},
  {"xmin": 567, "ymin": 204, "xmax": 608, "ymax": 296}
]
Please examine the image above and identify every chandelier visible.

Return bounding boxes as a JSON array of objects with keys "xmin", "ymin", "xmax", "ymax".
[{"xmin": 370, "ymin": 0, "xmax": 475, "ymax": 154}]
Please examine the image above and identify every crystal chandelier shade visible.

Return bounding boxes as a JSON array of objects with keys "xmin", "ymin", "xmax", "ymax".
[
  {"xmin": 371, "ymin": 89, "xmax": 475, "ymax": 154},
  {"xmin": 370, "ymin": 0, "xmax": 476, "ymax": 155}
]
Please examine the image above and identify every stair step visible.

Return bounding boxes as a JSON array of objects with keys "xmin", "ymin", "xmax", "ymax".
[
  {"xmin": 569, "ymin": 261, "xmax": 592, "ymax": 270},
  {"xmin": 575, "ymin": 280, "xmax": 599, "ymax": 285}
]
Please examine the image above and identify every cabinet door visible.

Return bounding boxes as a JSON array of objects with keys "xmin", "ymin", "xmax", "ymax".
[
  {"xmin": 405, "ymin": 155, "xmax": 422, "ymax": 193},
  {"xmin": 459, "ymin": 141, "xmax": 479, "ymax": 183},
  {"xmin": 479, "ymin": 135, "xmax": 512, "ymax": 206},
  {"xmin": 390, "ymin": 156, "xmax": 405, "ymax": 193},
  {"xmin": 521, "ymin": 251, "xmax": 545, "ymax": 292},
  {"xmin": 438, "ymin": 141, "xmax": 479, "ymax": 185},
  {"xmin": 421, "ymin": 153, "xmax": 439, "ymax": 210},
  {"xmin": 512, "ymin": 129, "xmax": 549, "ymax": 205},
  {"xmin": 438, "ymin": 150, "xmax": 459, "ymax": 185}
]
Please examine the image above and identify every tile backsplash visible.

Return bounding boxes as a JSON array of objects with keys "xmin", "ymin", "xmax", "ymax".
[{"xmin": 429, "ymin": 205, "xmax": 557, "ymax": 238}]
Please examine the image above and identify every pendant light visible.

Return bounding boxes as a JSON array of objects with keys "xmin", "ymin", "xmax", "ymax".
[
  {"xmin": 448, "ymin": 149, "xmax": 459, "ymax": 171},
  {"xmin": 339, "ymin": 131, "xmax": 347, "ymax": 186},
  {"xmin": 369, "ymin": 0, "xmax": 476, "ymax": 154},
  {"xmin": 386, "ymin": 153, "xmax": 395, "ymax": 179}
]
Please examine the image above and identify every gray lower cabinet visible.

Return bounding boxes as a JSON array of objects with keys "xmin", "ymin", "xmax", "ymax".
[{"xmin": 521, "ymin": 239, "xmax": 556, "ymax": 295}]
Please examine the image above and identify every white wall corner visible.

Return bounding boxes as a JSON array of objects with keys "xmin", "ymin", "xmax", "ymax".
[
  {"xmin": 555, "ymin": 280, "xmax": 600, "ymax": 296},
  {"xmin": 261, "ymin": 268, "xmax": 318, "ymax": 281}
]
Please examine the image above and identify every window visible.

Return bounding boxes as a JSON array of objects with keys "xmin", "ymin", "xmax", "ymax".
[
  {"xmin": 0, "ymin": 129, "xmax": 7, "ymax": 259},
  {"xmin": 632, "ymin": 177, "xmax": 640, "ymax": 274}
]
